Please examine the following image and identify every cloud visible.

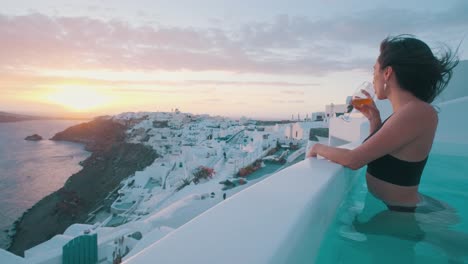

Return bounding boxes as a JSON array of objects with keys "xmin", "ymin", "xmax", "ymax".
[
  {"xmin": 185, "ymin": 80, "xmax": 315, "ymax": 87},
  {"xmin": 0, "ymin": 3, "xmax": 466, "ymax": 76},
  {"xmin": 280, "ymin": 90, "xmax": 305, "ymax": 95},
  {"xmin": 238, "ymin": 2, "xmax": 468, "ymax": 48},
  {"xmin": 271, "ymin": 99, "xmax": 305, "ymax": 104},
  {"xmin": 0, "ymin": 72, "xmax": 316, "ymax": 94},
  {"xmin": 191, "ymin": 98, "xmax": 225, "ymax": 104}
]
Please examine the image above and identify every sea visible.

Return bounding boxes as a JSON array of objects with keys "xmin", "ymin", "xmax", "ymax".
[{"xmin": 0, "ymin": 120, "xmax": 90, "ymax": 249}]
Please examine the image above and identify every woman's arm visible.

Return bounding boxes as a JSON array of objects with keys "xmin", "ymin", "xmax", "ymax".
[
  {"xmin": 308, "ymin": 103, "xmax": 437, "ymax": 170},
  {"xmin": 308, "ymin": 144, "xmax": 355, "ymax": 168}
]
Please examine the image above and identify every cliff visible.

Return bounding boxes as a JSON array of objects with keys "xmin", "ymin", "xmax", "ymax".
[
  {"xmin": 8, "ymin": 118, "xmax": 158, "ymax": 256},
  {"xmin": 51, "ymin": 118, "xmax": 127, "ymax": 152}
]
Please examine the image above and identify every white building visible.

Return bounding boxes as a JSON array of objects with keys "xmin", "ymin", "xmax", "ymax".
[
  {"xmin": 325, "ymin": 104, "xmax": 347, "ymax": 119},
  {"xmin": 311, "ymin": 112, "xmax": 326, "ymax": 121},
  {"xmin": 289, "ymin": 121, "xmax": 327, "ymax": 141},
  {"xmin": 284, "ymin": 123, "xmax": 294, "ymax": 140}
]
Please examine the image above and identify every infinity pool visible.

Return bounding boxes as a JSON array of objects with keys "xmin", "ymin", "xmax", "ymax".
[{"xmin": 316, "ymin": 152, "xmax": 468, "ymax": 263}]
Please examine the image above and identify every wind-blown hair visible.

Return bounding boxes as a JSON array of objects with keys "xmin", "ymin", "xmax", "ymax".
[{"xmin": 378, "ymin": 35, "xmax": 459, "ymax": 103}]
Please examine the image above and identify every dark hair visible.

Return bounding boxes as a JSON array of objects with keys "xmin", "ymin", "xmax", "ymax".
[{"xmin": 378, "ymin": 34, "xmax": 459, "ymax": 103}]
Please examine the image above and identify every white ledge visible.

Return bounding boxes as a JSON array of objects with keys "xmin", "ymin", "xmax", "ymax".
[{"xmin": 124, "ymin": 158, "xmax": 361, "ymax": 264}]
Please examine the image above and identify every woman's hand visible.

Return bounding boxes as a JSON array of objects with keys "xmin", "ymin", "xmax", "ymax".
[
  {"xmin": 354, "ymin": 89, "xmax": 380, "ymax": 122},
  {"xmin": 307, "ymin": 143, "xmax": 322, "ymax": 158}
]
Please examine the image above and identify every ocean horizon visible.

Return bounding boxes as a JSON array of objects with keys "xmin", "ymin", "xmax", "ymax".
[{"xmin": 0, "ymin": 120, "xmax": 90, "ymax": 249}]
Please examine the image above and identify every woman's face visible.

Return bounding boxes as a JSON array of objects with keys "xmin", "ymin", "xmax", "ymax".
[{"xmin": 373, "ymin": 60, "xmax": 385, "ymax": 100}]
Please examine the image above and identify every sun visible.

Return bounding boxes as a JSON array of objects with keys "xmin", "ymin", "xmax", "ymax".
[{"xmin": 45, "ymin": 86, "xmax": 112, "ymax": 112}]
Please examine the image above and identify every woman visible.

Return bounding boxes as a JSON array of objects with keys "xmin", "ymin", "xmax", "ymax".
[{"xmin": 307, "ymin": 35, "xmax": 458, "ymax": 212}]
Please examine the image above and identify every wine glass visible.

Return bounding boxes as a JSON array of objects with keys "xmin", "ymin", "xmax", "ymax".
[{"xmin": 342, "ymin": 81, "xmax": 375, "ymax": 121}]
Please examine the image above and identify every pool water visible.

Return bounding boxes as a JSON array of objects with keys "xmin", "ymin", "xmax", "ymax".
[{"xmin": 316, "ymin": 153, "xmax": 468, "ymax": 264}]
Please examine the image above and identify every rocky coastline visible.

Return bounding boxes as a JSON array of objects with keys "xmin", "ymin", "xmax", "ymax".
[{"xmin": 7, "ymin": 118, "xmax": 158, "ymax": 256}]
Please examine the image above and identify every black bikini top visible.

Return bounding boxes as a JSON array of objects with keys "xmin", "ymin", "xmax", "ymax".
[{"xmin": 363, "ymin": 116, "xmax": 428, "ymax": 187}]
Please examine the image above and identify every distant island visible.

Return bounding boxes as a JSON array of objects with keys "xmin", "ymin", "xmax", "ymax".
[
  {"xmin": 24, "ymin": 134, "xmax": 43, "ymax": 141},
  {"xmin": 0, "ymin": 111, "xmax": 91, "ymax": 123}
]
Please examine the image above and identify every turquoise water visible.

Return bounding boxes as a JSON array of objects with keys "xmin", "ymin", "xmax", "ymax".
[
  {"xmin": 106, "ymin": 216, "xmax": 127, "ymax": 227},
  {"xmin": 144, "ymin": 177, "xmax": 161, "ymax": 190},
  {"xmin": 316, "ymin": 153, "xmax": 468, "ymax": 263},
  {"xmin": 114, "ymin": 202, "xmax": 135, "ymax": 211},
  {"xmin": 246, "ymin": 163, "xmax": 284, "ymax": 181},
  {"xmin": 247, "ymin": 150, "xmax": 304, "ymax": 181}
]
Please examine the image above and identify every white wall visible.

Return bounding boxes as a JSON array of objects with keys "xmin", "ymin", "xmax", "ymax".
[
  {"xmin": 291, "ymin": 122, "xmax": 326, "ymax": 141},
  {"xmin": 432, "ymin": 96, "xmax": 468, "ymax": 156},
  {"xmin": 0, "ymin": 250, "xmax": 27, "ymax": 264},
  {"xmin": 328, "ymin": 116, "xmax": 369, "ymax": 146},
  {"xmin": 29, "ymin": 254, "xmax": 61, "ymax": 264},
  {"xmin": 325, "ymin": 104, "xmax": 347, "ymax": 117},
  {"xmin": 433, "ymin": 60, "xmax": 468, "ymax": 104},
  {"xmin": 124, "ymin": 157, "xmax": 362, "ymax": 264},
  {"xmin": 327, "ymin": 97, "xmax": 392, "ymax": 146}
]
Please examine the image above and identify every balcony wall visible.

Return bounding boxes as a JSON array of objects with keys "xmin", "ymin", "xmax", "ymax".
[{"xmin": 124, "ymin": 157, "xmax": 362, "ymax": 264}]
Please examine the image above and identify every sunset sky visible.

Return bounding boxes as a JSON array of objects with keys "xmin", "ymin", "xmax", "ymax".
[{"xmin": 1, "ymin": 0, "xmax": 467, "ymax": 119}]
